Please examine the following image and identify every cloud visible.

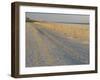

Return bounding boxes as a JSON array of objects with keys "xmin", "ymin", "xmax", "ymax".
[{"xmin": 26, "ymin": 12, "xmax": 89, "ymax": 24}]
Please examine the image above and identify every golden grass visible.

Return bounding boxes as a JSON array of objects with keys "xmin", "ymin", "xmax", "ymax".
[{"xmin": 34, "ymin": 22, "xmax": 89, "ymax": 43}]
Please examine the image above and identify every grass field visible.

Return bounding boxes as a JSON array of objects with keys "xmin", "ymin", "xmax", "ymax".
[{"xmin": 33, "ymin": 22, "xmax": 89, "ymax": 44}]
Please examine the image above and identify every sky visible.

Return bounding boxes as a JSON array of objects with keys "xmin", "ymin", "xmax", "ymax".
[{"xmin": 26, "ymin": 12, "xmax": 89, "ymax": 24}]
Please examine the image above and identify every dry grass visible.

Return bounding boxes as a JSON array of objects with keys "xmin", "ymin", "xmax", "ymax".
[{"xmin": 34, "ymin": 22, "xmax": 89, "ymax": 43}]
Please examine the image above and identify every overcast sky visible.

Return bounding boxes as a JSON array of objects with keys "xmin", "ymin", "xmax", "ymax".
[{"xmin": 26, "ymin": 12, "xmax": 89, "ymax": 24}]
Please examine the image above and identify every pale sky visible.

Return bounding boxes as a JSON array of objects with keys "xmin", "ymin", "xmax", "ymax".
[{"xmin": 26, "ymin": 12, "xmax": 89, "ymax": 24}]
